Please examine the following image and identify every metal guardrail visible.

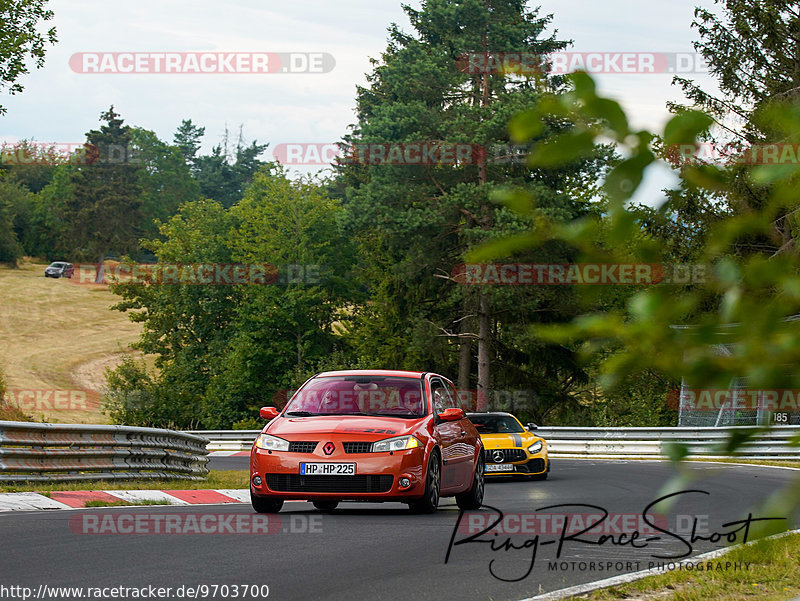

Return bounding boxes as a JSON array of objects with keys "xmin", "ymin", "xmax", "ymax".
[
  {"xmin": 193, "ymin": 426, "xmax": 800, "ymax": 460},
  {"xmin": 189, "ymin": 430, "xmax": 260, "ymax": 452},
  {"xmin": 0, "ymin": 421, "xmax": 210, "ymax": 482},
  {"xmin": 533, "ymin": 426, "xmax": 800, "ymax": 459}
]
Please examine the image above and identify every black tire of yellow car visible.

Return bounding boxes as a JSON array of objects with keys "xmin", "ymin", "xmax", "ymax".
[
  {"xmin": 251, "ymin": 492, "xmax": 284, "ymax": 513},
  {"xmin": 312, "ymin": 500, "xmax": 339, "ymax": 512},
  {"xmin": 455, "ymin": 452, "xmax": 485, "ymax": 510},
  {"xmin": 409, "ymin": 450, "xmax": 440, "ymax": 514}
]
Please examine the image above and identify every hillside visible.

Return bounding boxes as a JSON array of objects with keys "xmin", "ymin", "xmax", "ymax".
[{"xmin": 0, "ymin": 260, "xmax": 143, "ymax": 424}]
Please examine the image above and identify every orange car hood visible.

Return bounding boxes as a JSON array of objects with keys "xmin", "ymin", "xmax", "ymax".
[{"xmin": 265, "ymin": 415, "xmax": 421, "ymax": 438}]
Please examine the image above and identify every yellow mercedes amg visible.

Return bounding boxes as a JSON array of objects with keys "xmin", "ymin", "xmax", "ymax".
[{"xmin": 466, "ymin": 412, "xmax": 549, "ymax": 479}]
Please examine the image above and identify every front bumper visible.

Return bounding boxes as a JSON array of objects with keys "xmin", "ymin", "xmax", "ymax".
[
  {"xmin": 250, "ymin": 446, "xmax": 427, "ymax": 501},
  {"xmin": 484, "ymin": 452, "xmax": 549, "ymax": 476}
]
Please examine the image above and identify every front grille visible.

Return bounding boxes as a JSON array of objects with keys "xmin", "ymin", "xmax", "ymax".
[
  {"xmin": 343, "ymin": 442, "xmax": 373, "ymax": 454},
  {"xmin": 265, "ymin": 474, "xmax": 393, "ymax": 493},
  {"xmin": 487, "ymin": 448, "xmax": 527, "ymax": 463},
  {"xmin": 287, "ymin": 441, "xmax": 318, "ymax": 453}
]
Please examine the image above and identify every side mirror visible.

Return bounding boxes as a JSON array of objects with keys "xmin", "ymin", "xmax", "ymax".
[
  {"xmin": 260, "ymin": 406, "xmax": 279, "ymax": 420},
  {"xmin": 439, "ymin": 407, "xmax": 464, "ymax": 422},
  {"xmin": 526, "ymin": 422, "xmax": 538, "ymax": 431}
]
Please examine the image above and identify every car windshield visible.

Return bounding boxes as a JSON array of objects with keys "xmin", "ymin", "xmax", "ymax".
[
  {"xmin": 468, "ymin": 414, "xmax": 524, "ymax": 434},
  {"xmin": 284, "ymin": 376, "xmax": 426, "ymax": 418},
  {"xmin": 49, "ymin": 262, "xmax": 65, "ymax": 268}
]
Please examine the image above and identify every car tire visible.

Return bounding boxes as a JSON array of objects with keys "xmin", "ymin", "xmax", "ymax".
[
  {"xmin": 456, "ymin": 452, "xmax": 485, "ymax": 510},
  {"xmin": 409, "ymin": 450, "xmax": 441, "ymax": 514},
  {"xmin": 312, "ymin": 500, "xmax": 339, "ymax": 512},
  {"xmin": 251, "ymin": 492, "xmax": 283, "ymax": 513}
]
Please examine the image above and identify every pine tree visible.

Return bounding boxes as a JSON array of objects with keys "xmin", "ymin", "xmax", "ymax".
[
  {"xmin": 336, "ymin": 0, "xmax": 609, "ymax": 409},
  {"xmin": 173, "ymin": 119, "xmax": 206, "ymax": 168},
  {"xmin": 672, "ymin": 0, "xmax": 800, "ymax": 143},
  {"xmin": 62, "ymin": 107, "xmax": 144, "ymax": 274},
  {"xmin": 670, "ymin": 0, "xmax": 800, "ymax": 257}
]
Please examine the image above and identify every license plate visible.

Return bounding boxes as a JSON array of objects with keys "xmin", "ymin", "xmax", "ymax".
[
  {"xmin": 485, "ymin": 463, "xmax": 515, "ymax": 473},
  {"xmin": 300, "ymin": 462, "xmax": 356, "ymax": 476}
]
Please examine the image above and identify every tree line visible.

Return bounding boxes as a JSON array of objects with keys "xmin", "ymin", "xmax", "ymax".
[
  {"xmin": 2, "ymin": 0, "xmax": 796, "ymax": 435},
  {"xmin": 0, "ymin": 111, "xmax": 269, "ymax": 264}
]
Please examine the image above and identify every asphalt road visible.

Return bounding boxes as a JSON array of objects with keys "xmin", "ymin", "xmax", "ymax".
[
  {"xmin": 208, "ymin": 455, "xmax": 250, "ymax": 471},
  {"xmin": 1, "ymin": 460, "xmax": 798, "ymax": 601}
]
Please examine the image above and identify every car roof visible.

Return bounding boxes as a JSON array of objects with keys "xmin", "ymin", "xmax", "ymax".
[
  {"xmin": 315, "ymin": 369, "xmax": 427, "ymax": 378},
  {"xmin": 466, "ymin": 411, "xmax": 515, "ymax": 417}
]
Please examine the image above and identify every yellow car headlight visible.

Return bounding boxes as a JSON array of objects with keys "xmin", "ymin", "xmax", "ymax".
[{"xmin": 527, "ymin": 440, "xmax": 543, "ymax": 454}]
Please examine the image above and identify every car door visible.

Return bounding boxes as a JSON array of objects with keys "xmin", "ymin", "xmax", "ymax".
[
  {"xmin": 445, "ymin": 378, "xmax": 478, "ymax": 488},
  {"xmin": 429, "ymin": 376, "xmax": 466, "ymax": 492}
]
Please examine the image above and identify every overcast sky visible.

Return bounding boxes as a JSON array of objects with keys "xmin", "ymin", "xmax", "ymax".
[{"xmin": 1, "ymin": 0, "xmax": 717, "ymax": 205}]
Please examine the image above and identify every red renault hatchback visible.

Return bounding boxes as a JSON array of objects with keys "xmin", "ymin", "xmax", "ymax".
[{"xmin": 250, "ymin": 370, "xmax": 485, "ymax": 513}]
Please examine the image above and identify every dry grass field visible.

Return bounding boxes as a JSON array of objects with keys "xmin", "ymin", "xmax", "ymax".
[{"xmin": 0, "ymin": 259, "xmax": 144, "ymax": 424}]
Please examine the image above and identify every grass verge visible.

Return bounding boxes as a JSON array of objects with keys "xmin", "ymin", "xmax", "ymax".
[
  {"xmin": 578, "ymin": 532, "xmax": 800, "ymax": 601},
  {"xmin": 0, "ymin": 403, "xmax": 33, "ymax": 422},
  {"xmin": 0, "ymin": 470, "xmax": 248, "ymax": 493}
]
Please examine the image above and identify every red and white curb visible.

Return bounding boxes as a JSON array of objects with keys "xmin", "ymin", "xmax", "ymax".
[
  {"xmin": 208, "ymin": 451, "xmax": 250, "ymax": 456},
  {"xmin": 0, "ymin": 489, "xmax": 251, "ymax": 512}
]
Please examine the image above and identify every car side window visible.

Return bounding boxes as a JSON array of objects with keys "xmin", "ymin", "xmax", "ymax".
[
  {"xmin": 447, "ymin": 381, "xmax": 465, "ymax": 411},
  {"xmin": 430, "ymin": 378, "xmax": 456, "ymax": 414}
]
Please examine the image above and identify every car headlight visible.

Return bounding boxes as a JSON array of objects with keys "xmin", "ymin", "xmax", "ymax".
[
  {"xmin": 255, "ymin": 434, "xmax": 290, "ymax": 451},
  {"xmin": 372, "ymin": 435, "xmax": 421, "ymax": 453},
  {"xmin": 527, "ymin": 440, "xmax": 543, "ymax": 454}
]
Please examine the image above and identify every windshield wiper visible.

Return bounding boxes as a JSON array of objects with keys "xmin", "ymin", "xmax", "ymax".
[{"xmin": 285, "ymin": 411, "xmax": 316, "ymax": 417}]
